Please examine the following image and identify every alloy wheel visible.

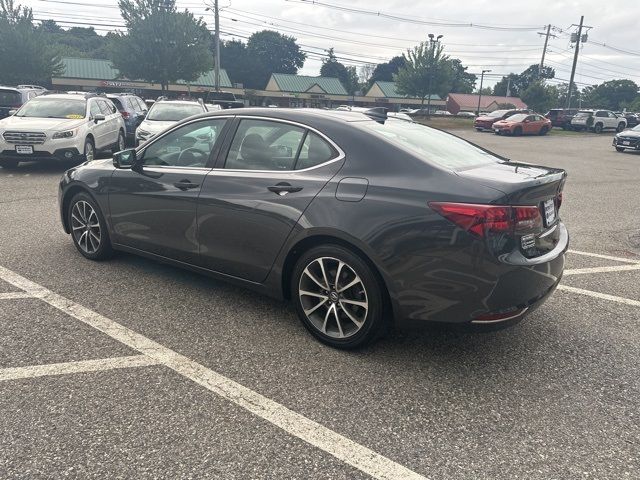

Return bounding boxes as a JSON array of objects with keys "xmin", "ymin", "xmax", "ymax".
[
  {"xmin": 71, "ymin": 200, "xmax": 101, "ymax": 254},
  {"xmin": 298, "ymin": 257, "xmax": 368, "ymax": 339}
]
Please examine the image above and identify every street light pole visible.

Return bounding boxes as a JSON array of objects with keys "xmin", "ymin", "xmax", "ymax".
[
  {"xmin": 476, "ymin": 69, "xmax": 491, "ymax": 115},
  {"xmin": 425, "ymin": 34, "xmax": 443, "ymax": 117}
]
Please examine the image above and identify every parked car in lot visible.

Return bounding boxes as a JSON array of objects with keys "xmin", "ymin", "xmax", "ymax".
[
  {"xmin": 615, "ymin": 112, "xmax": 639, "ymax": 128},
  {"xmin": 135, "ymin": 97, "xmax": 208, "ymax": 145},
  {"xmin": 571, "ymin": 109, "xmax": 627, "ymax": 133},
  {"xmin": 0, "ymin": 85, "xmax": 46, "ymax": 119},
  {"xmin": 474, "ymin": 109, "xmax": 529, "ymax": 131},
  {"xmin": 106, "ymin": 94, "xmax": 147, "ymax": 144},
  {"xmin": 0, "ymin": 93, "xmax": 125, "ymax": 169},
  {"xmin": 493, "ymin": 113, "xmax": 552, "ymax": 136},
  {"xmin": 58, "ymin": 108, "xmax": 567, "ymax": 349},
  {"xmin": 612, "ymin": 124, "xmax": 640, "ymax": 152},
  {"xmin": 545, "ymin": 108, "xmax": 579, "ymax": 129},
  {"xmin": 457, "ymin": 111, "xmax": 476, "ymax": 117}
]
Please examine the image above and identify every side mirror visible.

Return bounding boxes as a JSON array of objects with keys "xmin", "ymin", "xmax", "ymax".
[
  {"xmin": 94, "ymin": 114, "xmax": 106, "ymax": 123},
  {"xmin": 113, "ymin": 148, "xmax": 137, "ymax": 169},
  {"xmin": 8, "ymin": 109, "xmax": 17, "ymax": 116}
]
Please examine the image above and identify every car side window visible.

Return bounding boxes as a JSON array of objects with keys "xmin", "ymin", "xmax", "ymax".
[
  {"xmin": 141, "ymin": 119, "xmax": 227, "ymax": 168},
  {"xmin": 296, "ymin": 131, "xmax": 338, "ymax": 170},
  {"xmin": 97, "ymin": 100, "xmax": 112, "ymax": 116},
  {"xmin": 89, "ymin": 101, "xmax": 101, "ymax": 118},
  {"xmin": 608, "ymin": 112, "xmax": 617, "ymax": 118},
  {"xmin": 596, "ymin": 111, "xmax": 606, "ymax": 117},
  {"xmin": 225, "ymin": 119, "xmax": 306, "ymax": 171}
]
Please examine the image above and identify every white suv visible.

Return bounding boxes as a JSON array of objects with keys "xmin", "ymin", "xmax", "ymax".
[
  {"xmin": 136, "ymin": 98, "xmax": 207, "ymax": 145},
  {"xmin": 0, "ymin": 93, "xmax": 126, "ymax": 169},
  {"xmin": 571, "ymin": 109, "xmax": 627, "ymax": 133}
]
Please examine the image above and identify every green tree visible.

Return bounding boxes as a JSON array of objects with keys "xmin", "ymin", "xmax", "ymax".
[
  {"xmin": 368, "ymin": 56, "xmax": 405, "ymax": 87},
  {"xmin": 395, "ymin": 41, "xmax": 451, "ymax": 104},
  {"xmin": 0, "ymin": 0, "xmax": 63, "ymax": 85},
  {"xmin": 245, "ymin": 30, "xmax": 306, "ymax": 89},
  {"xmin": 520, "ymin": 81, "xmax": 559, "ymax": 113},
  {"xmin": 493, "ymin": 65, "xmax": 555, "ymax": 97},
  {"xmin": 581, "ymin": 80, "xmax": 639, "ymax": 110},
  {"xmin": 555, "ymin": 82, "xmax": 580, "ymax": 108},
  {"xmin": 446, "ymin": 58, "xmax": 476, "ymax": 94},
  {"xmin": 109, "ymin": 0, "xmax": 212, "ymax": 90},
  {"xmin": 320, "ymin": 48, "xmax": 358, "ymax": 95},
  {"xmin": 220, "ymin": 39, "xmax": 253, "ymax": 87}
]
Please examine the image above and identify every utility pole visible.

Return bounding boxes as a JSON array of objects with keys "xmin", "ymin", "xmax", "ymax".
[
  {"xmin": 214, "ymin": 0, "xmax": 220, "ymax": 91},
  {"xmin": 538, "ymin": 24, "xmax": 556, "ymax": 79},
  {"xmin": 476, "ymin": 69, "xmax": 491, "ymax": 115},
  {"xmin": 426, "ymin": 33, "xmax": 443, "ymax": 117},
  {"xmin": 566, "ymin": 16, "xmax": 586, "ymax": 108}
]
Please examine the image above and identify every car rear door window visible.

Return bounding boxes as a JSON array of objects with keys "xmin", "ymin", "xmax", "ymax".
[
  {"xmin": 141, "ymin": 119, "xmax": 227, "ymax": 168},
  {"xmin": 225, "ymin": 119, "xmax": 306, "ymax": 171},
  {"xmin": 296, "ymin": 131, "xmax": 338, "ymax": 170}
]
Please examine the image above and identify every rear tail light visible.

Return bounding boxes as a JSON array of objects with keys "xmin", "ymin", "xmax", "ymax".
[
  {"xmin": 429, "ymin": 202, "xmax": 543, "ymax": 238},
  {"xmin": 120, "ymin": 110, "xmax": 130, "ymax": 119}
]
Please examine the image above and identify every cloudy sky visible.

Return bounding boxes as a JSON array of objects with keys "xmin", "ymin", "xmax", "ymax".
[{"xmin": 20, "ymin": 0, "xmax": 640, "ymax": 88}]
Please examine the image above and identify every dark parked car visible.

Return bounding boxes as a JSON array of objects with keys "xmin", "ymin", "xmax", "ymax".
[
  {"xmin": 614, "ymin": 112, "xmax": 640, "ymax": 128},
  {"xmin": 106, "ymin": 94, "xmax": 148, "ymax": 143},
  {"xmin": 545, "ymin": 108, "xmax": 579, "ymax": 129},
  {"xmin": 0, "ymin": 85, "xmax": 45, "ymax": 119},
  {"xmin": 612, "ymin": 124, "xmax": 640, "ymax": 152},
  {"xmin": 474, "ymin": 109, "xmax": 529, "ymax": 131},
  {"xmin": 58, "ymin": 108, "xmax": 568, "ymax": 349}
]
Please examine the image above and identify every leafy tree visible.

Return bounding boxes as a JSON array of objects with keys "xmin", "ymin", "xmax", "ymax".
[
  {"xmin": 245, "ymin": 30, "xmax": 306, "ymax": 89},
  {"xmin": 368, "ymin": 56, "xmax": 405, "ymax": 87},
  {"xmin": 0, "ymin": 0, "xmax": 63, "ymax": 85},
  {"xmin": 395, "ymin": 41, "xmax": 451, "ymax": 104},
  {"xmin": 40, "ymin": 22, "xmax": 110, "ymax": 59},
  {"xmin": 446, "ymin": 58, "xmax": 476, "ymax": 94},
  {"xmin": 555, "ymin": 82, "xmax": 580, "ymax": 108},
  {"xmin": 581, "ymin": 80, "xmax": 639, "ymax": 110},
  {"xmin": 627, "ymin": 96, "xmax": 640, "ymax": 112},
  {"xmin": 220, "ymin": 39, "xmax": 253, "ymax": 87},
  {"xmin": 520, "ymin": 81, "xmax": 558, "ymax": 113},
  {"xmin": 493, "ymin": 65, "xmax": 555, "ymax": 97},
  {"xmin": 496, "ymin": 102, "xmax": 517, "ymax": 109},
  {"xmin": 493, "ymin": 74, "xmax": 519, "ymax": 96},
  {"xmin": 320, "ymin": 48, "xmax": 358, "ymax": 95},
  {"xmin": 476, "ymin": 87, "xmax": 493, "ymax": 95},
  {"xmin": 109, "ymin": 0, "xmax": 212, "ymax": 90}
]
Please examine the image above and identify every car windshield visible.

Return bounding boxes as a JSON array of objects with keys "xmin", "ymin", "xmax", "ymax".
[
  {"xmin": 488, "ymin": 110, "xmax": 508, "ymax": 118},
  {"xmin": 15, "ymin": 98, "xmax": 86, "ymax": 119},
  {"xmin": 505, "ymin": 114, "xmax": 527, "ymax": 122},
  {"xmin": 147, "ymin": 103, "xmax": 202, "ymax": 121},
  {"xmin": 632, "ymin": 125, "xmax": 640, "ymax": 132},
  {"xmin": 361, "ymin": 119, "xmax": 499, "ymax": 170},
  {"xmin": 0, "ymin": 89, "xmax": 21, "ymax": 107}
]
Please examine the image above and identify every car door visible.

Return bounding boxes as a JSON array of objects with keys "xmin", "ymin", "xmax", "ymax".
[
  {"xmin": 196, "ymin": 117, "xmax": 345, "ymax": 282},
  {"xmin": 98, "ymin": 99, "xmax": 119, "ymax": 146},
  {"xmin": 108, "ymin": 117, "xmax": 230, "ymax": 263},
  {"xmin": 88, "ymin": 100, "xmax": 108, "ymax": 148},
  {"xmin": 521, "ymin": 115, "xmax": 535, "ymax": 135}
]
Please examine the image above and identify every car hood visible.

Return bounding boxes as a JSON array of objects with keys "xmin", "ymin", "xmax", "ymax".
[
  {"xmin": 0, "ymin": 116, "xmax": 87, "ymax": 131},
  {"xmin": 138, "ymin": 120, "xmax": 176, "ymax": 134},
  {"xmin": 617, "ymin": 129, "xmax": 640, "ymax": 138}
]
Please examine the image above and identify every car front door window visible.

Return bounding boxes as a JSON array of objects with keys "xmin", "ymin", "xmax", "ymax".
[{"xmin": 141, "ymin": 119, "xmax": 227, "ymax": 168}]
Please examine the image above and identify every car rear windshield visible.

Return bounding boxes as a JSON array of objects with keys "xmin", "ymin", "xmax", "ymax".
[
  {"xmin": 361, "ymin": 119, "xmax": 500, "ymax": 170},
  {"xmin": 0, "ymin": 89, "xmax": 22, "ymax": 107},
  {"xmin": 505, "ymin": 113, "xmax": 527, "ymax": 122},
  {"xmin": 575, "ymin": 111, "xmax": 592, "ymax": 118},
  {"xmin": 487, "ymin": 110, "xmax": 508, "ymax": 118},
  {"xmin": 15, "ymin": 98, "xmax": 86, "ymax": 119},
  {"xmin": 147, "ymin": 103, "xmax": 203, "ymax": 121}
]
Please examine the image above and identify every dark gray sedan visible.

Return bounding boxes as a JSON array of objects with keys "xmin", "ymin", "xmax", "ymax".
[{"xmin": 58, "ymin": 108, "xmax": 568, "ymax": 349}]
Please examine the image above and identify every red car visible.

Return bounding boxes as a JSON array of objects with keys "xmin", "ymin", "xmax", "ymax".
[
  {"xmin": 474, "ymin": 109, "xmax": 529, "ymax": 131},
  {"xmin": 493, "ymin": 113, "xmax": 552, "ymax": 136}
]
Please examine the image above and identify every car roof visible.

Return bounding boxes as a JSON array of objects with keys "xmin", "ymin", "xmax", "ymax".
[
  {"xmin": 197, "ymin": 107, "xmax": 381, "ymax": 123},
  {"xmin": 0, "ymin": 86, "xmax": 20, "ymax": 92},
  {"xmin": 154, "ymin": 99, "xmax": 204, "ymax": 106},
  {"xmin": 32, "ymin": 93, "xmax": 89, "ymax": 101}
]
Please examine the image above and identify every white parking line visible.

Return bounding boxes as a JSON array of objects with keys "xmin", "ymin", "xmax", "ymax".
[
  {"xmin": 0, "ymin": 355, "xmax": 161, "ymax": 382},
  {"xmin": 0, "ymin": 292, "xmax": 34, "ymax": 300},
  {"xmin": 564, "ymin": 264, "xmax": 640, "ymax": 276},
  {"xmin": 557, "ymin": 285, "xmax": 640, "ymax": 307},
  {"xmin": 0, "ymin": 265, "xmax": 427, "ymax": 480},
  {"xmin": 568, "ymin": 249, "xmax": 640, "ymax": 264}
]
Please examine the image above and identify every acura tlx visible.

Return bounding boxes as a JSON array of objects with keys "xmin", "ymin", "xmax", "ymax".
[{"xmin": 58, "ymin": 108, "xmax": 568, "ymax": 349}]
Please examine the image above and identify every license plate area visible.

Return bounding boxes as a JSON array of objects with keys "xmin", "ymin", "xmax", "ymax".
[
  {"xmin": 543, "ymin": 198, "xmax": 556, "ymax": 226},
  {"xmin": 15, "ymin": 145, "xmax": 33, "ymax": 154}
]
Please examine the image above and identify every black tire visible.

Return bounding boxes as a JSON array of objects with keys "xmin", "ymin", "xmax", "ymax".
[
  {"xmin": 594, "ymin": 123, "xmax": 603, "ymax": 134},
  {"xmin": 83, "ymin": 137, "xmax": 95, "ymax": 162},
  {"xmin": 475, "ymin": 128, "xmax": 483, "ymax": 132},
  {"xmin": 67, "ymin": 192, "xmax": 113, "ymax": 261},
  {"xmin": 291, "ymin": 244, "xmax": 388, "ymax": 349},
  {"xmin": 615, "ymin": 147, "xmax": 625, "ymax": 152},
  {"xmin": 0, "ymin": 159, "xmax": 19, "ymax": 169},
  {"xmin": 617, "ymin": 122, "xmax": 626, "ymax": 133},
  {"xmin": 112, "ymin": 130, "xmax": 125, "ymax": 155},
  {"xmin": 513, "ymin": 126, "xmax": 523, "ymax": 136},
  {"xmin": 539, "ymin": 126, "xmax": 549, "ymax": 136}
]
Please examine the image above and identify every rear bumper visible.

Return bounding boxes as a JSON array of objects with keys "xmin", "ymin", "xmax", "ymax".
[
  {"xmin": 0, "ymin": 147, "xmax": 83, "ymax": 162},
  {"xmin": 393, "ymin": 222, "xmax": 568, "ymax": 328}
]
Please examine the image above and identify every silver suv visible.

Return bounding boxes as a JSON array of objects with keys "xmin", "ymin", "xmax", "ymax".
[{"xmin": 0, "ymin": 85, "xmax": 46, "ymax": 119}]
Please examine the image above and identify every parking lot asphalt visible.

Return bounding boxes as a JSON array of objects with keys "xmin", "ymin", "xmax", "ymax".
[{"xmin": 1, "ymin": 130, "xmax": 639, "ymax": 479}]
